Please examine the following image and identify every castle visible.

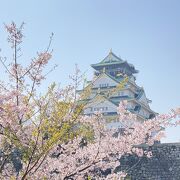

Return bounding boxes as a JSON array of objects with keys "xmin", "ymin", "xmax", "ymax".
[{"xmin": 78, "ymin": 50, "xmax": 156, "ymax": 125}]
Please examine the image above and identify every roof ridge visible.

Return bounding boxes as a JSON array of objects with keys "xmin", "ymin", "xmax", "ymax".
[{"xmin": 101, "ymin": 51, "xmax": 123, "ymax": 63}]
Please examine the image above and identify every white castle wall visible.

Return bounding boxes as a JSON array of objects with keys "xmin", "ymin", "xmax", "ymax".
[
  {"xmin": 84, "ymin": 99, "xmax": 117, "ymax": 114},
  {"xmin": 93, "ymin": 74, "xmax": 117, "ymax": 88}
]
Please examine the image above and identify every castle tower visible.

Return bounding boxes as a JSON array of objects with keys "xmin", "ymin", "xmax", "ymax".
[{"xmin": 78, "ymin": 50, "xmax": 156, "ymax": 125}]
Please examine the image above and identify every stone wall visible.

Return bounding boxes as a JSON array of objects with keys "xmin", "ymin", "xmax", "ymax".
[{"xmin": 118, "ymin": 143, "xmax": 180, "ymax": 180}]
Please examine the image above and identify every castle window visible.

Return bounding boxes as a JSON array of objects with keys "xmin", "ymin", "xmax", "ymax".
[
  {"xmin": 93, "ymin": 107, "xmax": 108, "ymax": 112},
  {"xmin": 99, "ymin": 83, "xmax": 109, "ymax": 88},
  {"xmin": 110, "ymin": 71, "xmax": 115, "ymax": 76},
  {"xmin": 118, "ymin": 91, "xmax": 124, "ymax": 96}
]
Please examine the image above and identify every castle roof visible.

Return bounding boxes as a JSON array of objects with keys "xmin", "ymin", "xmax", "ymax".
[{"xmin": 91, "ymin": 50, "xmax": 139, "ymax": 74}]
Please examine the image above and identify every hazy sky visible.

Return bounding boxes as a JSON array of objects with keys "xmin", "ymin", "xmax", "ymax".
[{"xmin": 0, "ymin": 0, "xmax": 180, "ymax": 142}]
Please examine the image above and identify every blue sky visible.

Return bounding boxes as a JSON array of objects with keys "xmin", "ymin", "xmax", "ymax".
[{"xmin": 0, "ymin": 0, "xmax": 180, "ymax": 142}]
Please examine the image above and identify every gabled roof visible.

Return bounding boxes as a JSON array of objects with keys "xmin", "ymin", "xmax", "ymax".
[
  {"xmin": 76, "ymin": 72, "xmax": 121, "ymax": 95},
  {"xmin": 85, "ymin": 93, "xmax": 119, "ymax": 108},
  {"xmin": 84, "ymin": 72, "xmax": 121, "ymax": 90},
  {"xmin": 100, "ymin": 50, "xmax": 123, "ymax": 63}
]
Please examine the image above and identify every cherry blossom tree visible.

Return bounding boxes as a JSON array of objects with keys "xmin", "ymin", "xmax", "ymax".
[
  {"xmin": 0, "ymin": 22, "xmax": 179, "ymax": 180},
  {"xmin": 0, "ymin": 22, "xmax": 81, "ymax": 179}
]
